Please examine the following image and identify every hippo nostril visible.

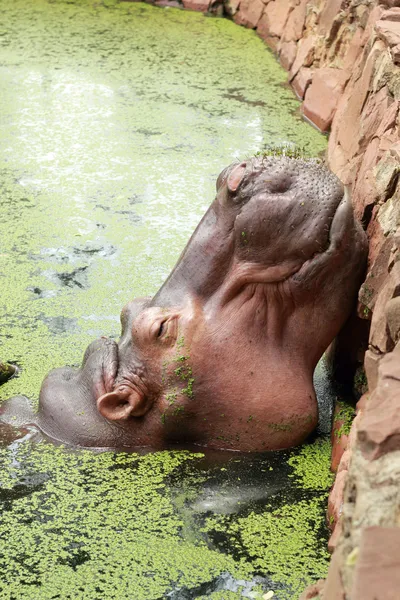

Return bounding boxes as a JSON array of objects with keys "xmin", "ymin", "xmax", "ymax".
[{"xmin": 265, "ymin": 173, "xmax": 293, "ymax": 194}]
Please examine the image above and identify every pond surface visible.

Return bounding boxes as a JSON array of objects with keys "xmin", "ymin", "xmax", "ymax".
[{"xmin": 0, "ymin": 0, "xmax": 331, "ymax": 598}]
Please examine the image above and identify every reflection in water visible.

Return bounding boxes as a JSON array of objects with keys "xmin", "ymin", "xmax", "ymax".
[{"xmin": 0, "ymin": 0, "xmax": 330, "ymax": 598}]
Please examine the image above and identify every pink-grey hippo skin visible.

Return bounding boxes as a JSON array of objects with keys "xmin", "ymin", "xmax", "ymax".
[{"xmin": 4, "ymin": 156, "xmax": 368, "ymax": 451}]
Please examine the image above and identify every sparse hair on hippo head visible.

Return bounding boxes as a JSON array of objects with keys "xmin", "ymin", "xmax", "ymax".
[{"xmin": 2, "ymin": 153, "xmax": 368, "ymax": 452}]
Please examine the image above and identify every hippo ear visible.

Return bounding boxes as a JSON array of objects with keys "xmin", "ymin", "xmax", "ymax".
[
  {"xmin": 97, "ymin": 388, "xmax": 148, "ymax": 421},
  {"xmin": 227, "ymin": 162, "xmax": 246, "ymax": 193}
]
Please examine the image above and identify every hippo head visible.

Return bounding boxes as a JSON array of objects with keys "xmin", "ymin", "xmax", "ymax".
[{"xmin": 35, "ymin": 156, "xmax": 367, "ymax": 451}]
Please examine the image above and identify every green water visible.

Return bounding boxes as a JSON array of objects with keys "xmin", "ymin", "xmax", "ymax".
[{"xmin": 0, "ymin": 0, "xmax": 329, "ymax": 598}]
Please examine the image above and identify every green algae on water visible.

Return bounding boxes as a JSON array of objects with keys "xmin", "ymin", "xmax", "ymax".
[
  {"xmin": 0, "ymin": 443, "xmax": 250, "ymax": 599},
  {"xmin": 211, "ymin": 496, "xmax": 331, "ymax": 599},
  {"xmin": 0, "ymin": 0, "xmax": 331, "ymax": 597},
  {"xmin": 203, "ymin": 437, "xmax": 334, "ymax": 599},
  {"xmin": 334, "ymin": 400, "xmax": 356, "ymax": 438},
  {"xmin": 288, "ymin": 438, "xmax": 334, "ymax": 491},
  {"xmin": 0, "ymin": 434, "xmax": 334, "ymax": 599}
]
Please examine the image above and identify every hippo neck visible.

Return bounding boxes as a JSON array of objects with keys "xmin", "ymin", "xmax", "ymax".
[{"xmin": 152, "ymin": 203, "xmax": 234, "ymax": 306}]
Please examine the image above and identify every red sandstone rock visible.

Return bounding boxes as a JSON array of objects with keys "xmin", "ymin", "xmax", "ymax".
[
  {"xmin": 328, "ymin": 519, "xmax": 342, "ymax": 553},
  {"xmin": 234, "ymin": 0, "xmax": 264, "ymax": 28},
  {"xmin": 351, "ymin": 527, "xmax": 400, "ymax": 599},
  {"xmin": 358, "ymin": 341, "xmax": 400, "ymax": 460},
  {"xmin": 352, "ymin": 137, "xmax": 380, "ymax": 220},
  {"xmin": 348, "ymin": 410, "xmax": 362, "ymax": 447},
  {"xmin": 328, "ymin": 469, "xmax": 347, "ymax": 527},
  {"xmin": 329, "ymin": 40, "xmax": 385, "ymax": 162},
  {"xmin": 356, "ymin": 394, "xmax": 369, "ymax": 413},
  {"xmin": 358, "ymin": 230, "xmax": 393, "ymax": 316},
  {"xmin": 343, "ymin": 27, "xmax": 365, "ymax": 70},
  {"xmin": 337, "ymin": 449, "xmax": 350, "ymax": 473},
  {"xmin": 256, "ymin": 14, "xmax": 271, "ymax": 43},
  {"xmin": 265, "ymin": 35, "xmax": 279, "ymax": 52},
  {"xmin": 376, "ymin": 18, "xmax": 400, "ymax": 49},
  {"xmin": 182, "ymin": 0, "xmax": 210, "ymax": 11},
  {"xmin": 292, "ymin": 67, "xmax": 313, "ymax": 99},
  {"xmin": 390, "ymin": 140, "xmax": 400, "ymax": 157},
  {"xmin": 224, "ymin": 0, "xmax": 241, "ymax": 16},
  {"xmin": 386, "ymin": 295, "xmax": 400, "ymax": 344},
  {"xmin": 279, "ymin": 40, "xmax": 297, "ymax": 70},
  {"xmin": 289, "ymin": 36, "xmax": 315, "ymax": 80},
  {"xmin": 318, "ymin": 0, "xmax": 346, "ymax": 38},
  {"xmin": 391, "ymin": 42, "xmax": 400, "ymax": 62},
  {"xmin": 359, "ymin": 86, "xmax": 391, "ymax": 153},
  {"xmin": 366, "ymin": 206, "xmax": 385, "ymax": 265},
  {"xmin": 366, "ymin": 221, "xmax": 394, "ymax": 278},
  {"xmin": 382, "ymin": 7, "xmax": 400, "ymax": 21},
  {"xmin": 302, "ymin": 68, "xmax": 350, "ymax": 132},
  {"xmin": 323, "ymin": 550, "xmax": 345, "ymax": 600},
  {"xmin": 328, "ymin": 146, "xmax": 360, "ymax": 185},
  {"xmin": 374, "ymin": 152, "xmax": 400, "ymax": 202},
  {"xmin": 360, "ymin": 226, "xmax": 397, "ymax": 317},
  {"xmin": 261, "ymin": 0, "xmax": 294, "ymax": 39},
  {"xmin": 381, "ymin": 0, "xmax": 400, "ymax": 7},
  {"xmin": 299, "ymin": 578, "xmax": 326, "ymax": 600},
  {"xmin": 364, "ymin": 349, "xmax": 381, "ymax": 392},
  {"xmin": 281, "ymin": 0, "xmax": 307, "ymax": 42},
  {"xmin": 331, "ymin": 431, "xmax": 349, "ymax": 474},
  {"xmin": 362, "ymin": 5, "xmax": 386, "ymax": 45},
  {"xmin": 256, "ymin": 20, "xmax": 279, "ymax": 52},
  {"xmin": 369, "ymin": 261, "xmax": 400, "ymax": 353},
  {"xmin": 379, "ymin": 127, "xmax": 399, "ymax": 153},
  {"xmin": 377, "ymin": 109, "xmax": 399, "ymax": 154}
]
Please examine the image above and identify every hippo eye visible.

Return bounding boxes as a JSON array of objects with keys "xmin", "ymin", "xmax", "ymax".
[{"xmin": 157, "ymin": 321, "xmax": 166, "ymax": 337}]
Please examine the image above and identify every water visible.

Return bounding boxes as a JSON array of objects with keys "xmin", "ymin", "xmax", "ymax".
[{"xmin": 0, "ymin": 1, "xmax": 330, "ymax": 598}]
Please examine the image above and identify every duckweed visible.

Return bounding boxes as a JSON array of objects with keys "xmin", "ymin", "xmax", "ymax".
[
  {"xmin": 0, "ymin": 433, "xmax": 334, "ymax": 598},
  {"xmin": 0, "ymin": 0, "xmax": 330, "ymax": 597},
  {"xmin": 0, "ymin": 443, "xmax": 251, "ymax": 599},
  {"xmin": 206, "ymin": 495, "xmax": 331, "ymax": 599},
  {"xmin": 288, "ymin": 438, "xmax": 334, "ymax": 490},
  {"xmin": 334, "ymin": 401, "xmax": 356, "ymax": 439}
]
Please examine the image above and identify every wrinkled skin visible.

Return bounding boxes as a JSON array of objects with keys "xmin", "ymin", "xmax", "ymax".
[{"xmin": 3, "ymin": 156, "xmax": 367, "ymax": 451}]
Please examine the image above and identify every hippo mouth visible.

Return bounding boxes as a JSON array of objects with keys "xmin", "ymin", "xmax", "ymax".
[
  {"xmin": 220, "ymin": 186, "xmax": 353, "ymax": 305},
  {"xmin": 290, "ymin": 186, "xmax": 352, "ymax": 281},
  {"xmin": 81, "ymin": 337, "xmax": 120, "ymax": 400},
  {"xmin": 277, "ymin": 184, "xmax": 353, "ymax": 281}
]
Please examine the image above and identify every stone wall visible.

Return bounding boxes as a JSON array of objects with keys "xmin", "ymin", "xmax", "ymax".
[{"xmin": 176, "ymin": 0, "xmax": 400, "ymax": 597}]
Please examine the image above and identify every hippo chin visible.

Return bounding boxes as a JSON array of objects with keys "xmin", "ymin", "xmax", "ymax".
[{"xmin": 13, "ymin": 156, "xmax": 367, "ymax": 451}]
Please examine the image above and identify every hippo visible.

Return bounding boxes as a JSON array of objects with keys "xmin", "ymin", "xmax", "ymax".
[{"xmin": 2, "ymin": 155, "xmax": 367, "ymax": 451}]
